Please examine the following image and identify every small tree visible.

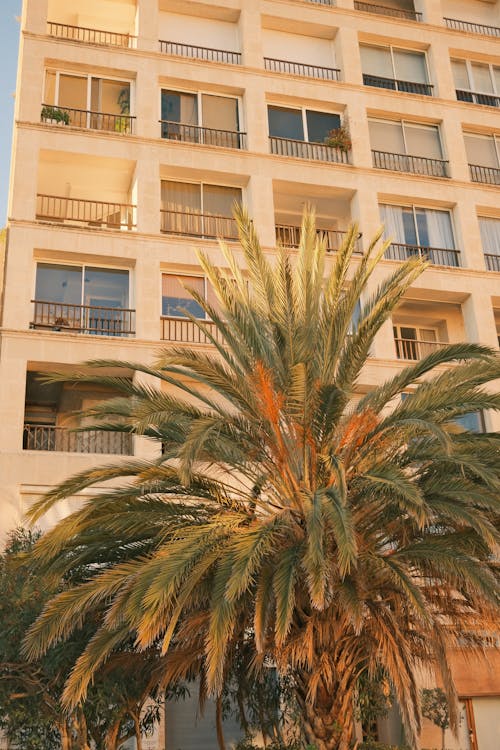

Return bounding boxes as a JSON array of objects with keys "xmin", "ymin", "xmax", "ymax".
[{"xmin": 421, "ymin": 688, "xmax": 450, "ymax": 750}]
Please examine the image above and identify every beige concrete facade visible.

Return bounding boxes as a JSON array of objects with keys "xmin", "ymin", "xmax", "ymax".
[{"xmin": 1, "ymin": 0, "xmax": 500, "ymax": 748}]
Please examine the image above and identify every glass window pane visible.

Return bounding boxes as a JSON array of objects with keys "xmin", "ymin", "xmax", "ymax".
[
  {"xmin": 464, "ymin": 134, "xmax": 498, "ymax": 167},
  {"xmin": 202, "ymin": 95, "xmax": 238, "ymax": 131},
  {"xmin": 479, "ymin": 218, "xmax": 500, "ymax": 256},
  {"xmin": 471, "ymin": 63, "xmax": 494, "ymax": 94},
  {"xmin": 58, "ymin": 74, "xmax": 87, "ymax": 109},
  {"xmin": 451, "ymin": 60, "xmax": 470, "ymax": 90},
  {"xmin": 402, "ymin": 209, "xmax": 418, "ymax": 244},
  {"xmin": 415, "ymin": 209, "xmax": 454, "ymax": 249},
  {"xmin": 98, "ymin": 80, "xmax": 130, "ymax": 116},
  {"xmin": 454, "ymin": 412, "xmax": 483, "ymax": 432},
  {"xmin": 161, "ymin": 90, "xmax": 198, "ymax": 125},
  {"xmin": 494, "ymin": 67, "xmax": 500, "ymax": 95},
  {"xmin": 44, "ymin": 71, "xmax": 56, "ymax": 105},
  {"xmin": 360, "ymin": 45, "xmax": 393, "ymax": 78},
  {"xmin": 393, "ymin": 50, "xmax": 427, "ymax": 83},
  {"xmin": 404, "ymin": 124, "xmax": 442, "ymax": 158},
  {"xmin": 380, "ymin": 204, "xmax": 412, "ymax": 244},
  {"xmin": 83, "ymin": 268, "xmax": 129, "ymax": 309},
  {"xmin": 306, "ymin": 111, "xmax": 341, "ymax": 143},
  {"xmin": 369, "ymin": 120, "xmax": 405, "ymax": 153},
  {"xmin": 161, "ymin": 181, "xmax": 201, "ymax": 212},
  {"xmin": 268, "ymin": 106, "xmax": 304, "ymax": 140},
  {"xmin": 203, "ymin": 185, "xmax": 241, "ymax": 217},
  {"xmin": 35, "ymin": 264, "xmax": 82, "ymax": 304},
  {"xmin": 162, "ymin": 274, "xmax": 205, "ymax": 318}
]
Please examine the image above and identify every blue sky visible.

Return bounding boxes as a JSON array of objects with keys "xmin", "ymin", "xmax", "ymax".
[{"xmin": 0, "ymin": 1, "xmax": 22, "ymax": 226}]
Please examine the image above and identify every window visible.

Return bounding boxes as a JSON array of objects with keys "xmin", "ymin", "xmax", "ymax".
[
  {"xmin": 268, "ymin": 106, "xmax": 340, "ymax": 143},
  {"xmin": 160, "ymin": 90, "xmax": 242, "ymax": 148},
  {"xmin": 454, "ymin": 412, "xmax": 485, "ymax": 433},
  {"xmin": 160, "ymin": 181, "xmax": 241, "ymax": 239},
  {"xmin": 161, "ymin": 274, "xmax": 219, "ymax": 319},
  {"xmin": 380, "ymin": 204, "xmax": 458, "ymax": 266},
  {"xmin": 33, "ymin": 263, "xmax": 131, "ymax": 335},
  {"xmin": 393, "ymin": 324, "xmax": 440, "ymax": 360},
  {"xmin": 44, "ymin": 71, "xmax": 132, "ymax": 131},
  {"xmin": 479, "ymin": 217, "xmax": 500, "ymax": 271},
  {"xmin": 369, "ymin": 119, "xmax": 446, "ymax": 176},
  {"xmin": 464, "ymin": 133, "xmax": 500, "ymax": 184},
  {"xmin": 360, "ymin": 45, "xmax": 431, "ymax": 95},
  {"xmin": 452, "ymin": 60, "xmax": 500, "ymax": 105}
]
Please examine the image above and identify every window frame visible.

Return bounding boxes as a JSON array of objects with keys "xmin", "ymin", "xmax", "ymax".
[
  {"xmin": 452, "ymin": 59, "xmax": 500, "ymax": 96},
  {"xmin": 266, "ymin": 103, "xmax": 343, "ymax": 143},
  {"xmin": 33, "ymin": 261, "xmax": 132, "ymax": 311},
  {"xmin": 161, "ymin": 272, "xmax": 213, "ymax": 321},
  {"xmin": 360, "ymin": 44, "xmax": 431, "ymax": 85},
  {"xmin": 380, "ymin": 203, "xmax": 457, "ymax": 250},
  {"xmin": 160, "ymin": 179, "xmax": 243, "ymax": 217},
  {"xmin": 44, "ymin": 69, "xmax": 135, "ymax": 115},
  {"xmin": 159, "ymin": 87, "xmax": 243, "ymax": 133},
  {"xmin": 368, "ymin": 117, "xmax": 444, "ymax": 158},
  {"xmin": 463, "ymin": 131, "xmax": 500, "ymax": 168}
]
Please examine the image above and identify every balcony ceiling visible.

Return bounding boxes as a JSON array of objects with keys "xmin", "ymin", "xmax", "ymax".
[{"xmin": 38, "ymin": 150, "xmax": 135, "ymax": 201}]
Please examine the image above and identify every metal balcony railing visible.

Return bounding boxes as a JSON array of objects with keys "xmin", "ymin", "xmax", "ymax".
[
  {"xmin": 304, "ymin": 0, "xmax": 334, "ymax": 5},
  {"xmin": 161, "ymin": 317, "xmax": 224, "ymax": 344},
  {"xmin": 269, "ymin": 136, "xmax": 349, "ymax": 163},
  {"xmin": 444, "ymin": 18, "xmax": 500, "ymax": 37},
  {"xmin": 372, "ymin": 150, "xmax": 449, "ymax": 178},
  {"xmin": 275, "ymin": 225, "xmax": 362, "ymax": 254},
  {"xmin": 394, "ymin": 337, "xmax": 446, "ymax": 360},
  {"xmin": 41, "ymin": 105, "xmax": 135, "ymax": 134},
  {"xmin": 160, "ymin": 209, "xmax": 239, "ymax": 240},
  {"xmin": 47, "ymin": 21, "xmax": 136, "ymax": 47},
  {"xmin": 31, "ymin": 300, "xmax": 135, "ymax": 336},
  {"xmin": 469, "ymin": 164, "xmax": 500, "ymax": 185},
  {"xmin": 385, "ymin": 242, "xmax": 460, "ymax": 267},
  {"xmin": 363, "ymin": 74, "xmax": 433, "ymax": 96},
  {"xmin": 264, "ymin": 58, "xmax": 341, "ymax": 81},
  {"xmin": 159, "ymin": 40, "xmax": 241, "ymax": 65},
  {"xmin": 36, "ymin": 194, "xmax": 135, "ymax": 230},
  {"xmin": 23, "ymin": 424, "xmax": 133, "ymax": 454},
  {"xmin": 456, "ymin": 90, "xmax": 500, "ymax": 107},
  {"xmin": 354, "ymin": 2, "xmax": 422, "ymax": 21},
  {"xmin": 484, "ymin": 254, "xmax": 500, "ymax": 272},
  {"xmin": 159, "ymin": 121, "xmax": 246, "ymax": 149}
]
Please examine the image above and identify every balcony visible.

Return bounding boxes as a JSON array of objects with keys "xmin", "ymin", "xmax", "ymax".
[
  {"xmin": 159, "ymin": 40, "xmax": 241, "ymax": 65},
  {"xmin": 363, "ymin": 74, "xmax": 433, "ymax": 96},
  {"xmin": 47, "ymin": 21, "xmax": 136, "ymax": 48},
  {"xmin": 276, "ymin": 225, "xmax": 361, "ymax": 253},
  {"xmin": 484, "ymin": 254, "xmax": 500, "ymax": 272},
  {"xmin": 372, "ymin": 150, "xmax": 449, "ymax": 178},
  {"xmin": 444, "ymin": 18, "xmax": 500, "ymax": 37},
  {"xmin": 394, "ymin": 337, "xmax": 446, "ymax": 360},
  {"xmin": 31, "ymin": 300, "xmax": 135, "ymax": 336},
  {"xmin": 385, "ymin": 243, "xmax": 460, "ymax": 267},
  {"xmin": 36, "ymin": 194, "xmax": 135, "ymax": 230},
  {"xmin": 264, "ymin": 58, "xmax": 340, "ymax": 81},
  {"xmin": 41, "ymin": 105, "xmax": 135, "ymax": 135},
  {"xmin": 160, "ymin": 210, "xmax": 238, "ymax": 240},
  {"xmin": 161, "ymin": 317, "xmax": 224, "ymax": 344},
  {"xmin": 160, "ymin": 121, "xmax": 246, "ymax": 149},
  {"xmin": 456, "ymin": 90, "xmax": 500, "ymax": 107},
  {"xmin": 23, "ymin": 424, "xmax": 132, "ymax": 455},
  {"xmin": 469, "ymin": 164, "xmax": 500, "ymax": 185},
  {"xmin": 354, "ymin": 1, "xmax": 422, "ymax": 21},
  {"xmin": 270, "ymin": 137, "xmax": 349, "ymax": 164}
]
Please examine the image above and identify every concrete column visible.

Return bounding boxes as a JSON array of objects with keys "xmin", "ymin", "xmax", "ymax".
[
  {"xmin": 440, "ymin": 116, "xmax": 470, "ymax": 182},
  {"xmin": 427, "ymin": 37, "xmax": 456, "ymax": 100},
  {"xmin": 453, "ymin": 202, "xmax": 486, "ymax": 271},
  {"xmin": 134, "ymin": 152, "xmax": 161, "ymax": 235},
  {"xmin": 243, "ymin": 84, "xmax": 269, "ymax": 154},
  {"xmin": 248, "ymin": 175, "xmax": 276, "ymax": 248},
  {"xmin": 135, "ymin": 0, "xmax": 160, "ymax": 52},
  {"xmin": 335, "ymin": 0, "xmax": 355, "ymax": 9},
  {"xmin": 134, "ymin": 64, "xmax": 159, "ymax": 140},
  {"xmin": 239, "ymin": 6, "xmax": 263, "ymax": 69},
  {"xmin": 462, "ymin": 292, "xmax": 498, "ymax": 348},
  {"xmin": 0, "ymin": 356, "xmax": 27, "ymax": 453},
  {"xmin": 346, "ymin": 98, "xmax": 372, "ymax": 170},
  {"xmin": 23, "ymin": 0, "xmax": 48, "ymax": 35},
  {"xmin": 415, "ymin": 0, "xmax": 443, "ymax": 26},
  {"xmin": 336, "ymin": 27, "xmax": 363, "ymax": 87},
  {"xmin": 132, "ymin": 371, "xmax": 162, "ymax": 460},
  {"xmin": 350, "ymin": 184, "xmax": 381, "ymax": 248},
  {"xmin": 7, "ymin": 129, "xmax": 40, "ymax": 222},
  {"xmin": 135, "ymin": 252, "xmax": 161, "ymax": 342}
]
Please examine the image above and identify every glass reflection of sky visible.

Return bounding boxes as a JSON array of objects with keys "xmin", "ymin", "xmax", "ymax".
[{"xmin": 35, "ymin": 264, "xmax": 129, "ymax": 308}]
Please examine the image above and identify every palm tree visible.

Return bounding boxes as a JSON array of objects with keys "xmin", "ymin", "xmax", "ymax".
[{"xmin": 24, "ymin": 209, "xmax": 500, "ymax": 750}]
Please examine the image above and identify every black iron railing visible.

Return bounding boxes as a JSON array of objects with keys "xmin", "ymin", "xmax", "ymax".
[
  {"xmin": 47, "ymin": 21, "xmax": 136, "ymax": 47},
  {"xmin": 456, "ymin": 89, "xmax": 500, "ymax": 107},
  {"xmin": 264, "ymin": 58, "xmax": 340, "ymax": 81},
  {"xmin": 304, "ymin": 0, "xmax": 334, "ymax": 4},
  {"xmin": 159, "ymin": 121, "xmax": 246, "ymax": 149},
  {"xmin": 159, "ymin": 40, "xmax": 241, "ymax": 65},
  {"xmin": 444, "ymin": 18, "xmax": 500, "ymax": 37},
  {"xmin": 31, "ymin": 300, "xmax": 135, "ymax": 336},
  {"xmin": 36, "ymin": 194, "xmax": 135, "ymax": 229},
  {"xmin": 23, "ymin": 424, "xmax": 132, "ymax": 454},
  {"xmin": 363, "ymin": 74, "xmax": 433, "ymax": 96},
  {"xmin": 161, "ymin": 317, "xmax": 224, "ymax": 344},
  {"xmin": 160, "ymin": 209, "xmax": 239, "ymax": 240},
  {"xmin": 276, "ymin": 224, "xmax": 362, "ymax": 253},
  {"xmin": 269, "ymin": 136, "xmax": 349, "ymax": 163},
  {"xmin": 484, "ymin": 254, "xmax": 500, "ymax": 272},
  {"xmin": 469, "ymin": 164, "xmax": 500, "ymax": 185},
  {"xmin": 354, "ymin": 2, "xmax": 421, "ymax": 21},
  {"xmin": 372, "ymin": 150, "xmax": 449, "ymax": 177},
  {"xmin": 385, "ymin": 242, "xmax": 460, "ymax": 267},
  {"xmin": 394, "ymin": 337, "xmax": 445, "ymax": 360},
  {"xmin": 41, "ymin": 104, "xmax": 134, "ymax": 134}
]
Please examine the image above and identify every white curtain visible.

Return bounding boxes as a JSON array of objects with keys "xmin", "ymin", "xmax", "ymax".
[
  {"xmin": 380, "ymin": 204, "xmax": 406, "ymax": 243},
  {"xmin": 423, "ymin": 209, "xmax": 454, "ymax": 249},
  {"xmin": 471, "ymin": 62, "xmax": 494, "ymax": 94},
  {"xmin": 479, "ymin": 218, "xmax": 500, "ymax": 256},
  {"xmin": 451, "ymin": 59, "xmax": 469, "ymax": 89},
  {"xmin": 161, "ymin": 181, "xmax": 201, "ymax": 212}
]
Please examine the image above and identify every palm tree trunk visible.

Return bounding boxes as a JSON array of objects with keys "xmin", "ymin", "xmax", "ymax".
[
  {"xmin": 133, "ymin": 713, "xmax": 142, "ymax": 750},
  {"xmin": 215, "ymin": 695, "xmax": 226, "ymax": 750},
  {"xmin": 296, "ymin": 670, "xmax": 357, "ymax": 750}
]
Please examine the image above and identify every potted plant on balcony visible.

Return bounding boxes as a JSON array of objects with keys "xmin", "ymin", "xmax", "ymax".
[
  {"xmin": 41, "ymin": 105, "xmax": 70, "ymax": 125},
  {"xmin": 324, "ymin": 125, "xmax": 352, "ymax": 153}
]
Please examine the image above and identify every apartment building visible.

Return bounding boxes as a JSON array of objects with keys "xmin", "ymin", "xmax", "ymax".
[{"xmin": 1, "ymin": 0, "xmax": 500, "ymax": 747}]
